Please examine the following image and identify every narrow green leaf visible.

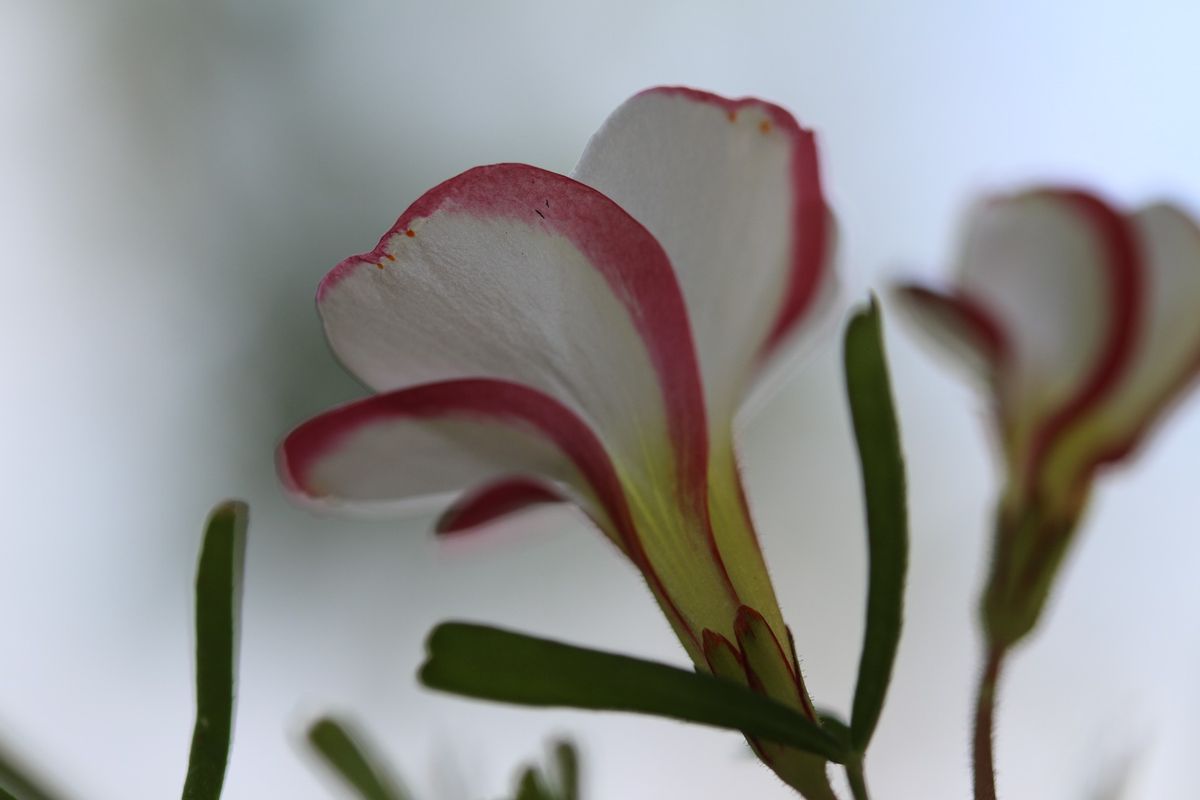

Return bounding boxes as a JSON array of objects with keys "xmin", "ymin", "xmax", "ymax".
[
  {"xmin": 0, "ymin": 741, "xmax": 63, "ymax": 800},
  {"xmin": 182, "ymin": 501, "xmax": 248, "ymax": 800},
  {"xmin": 307, "ymin": 717, "xmax": 410, "ymax": 800},
  {"xmin": 419, "ymin": 623, "xmax": 846, "ymax": 763},
  {"xmin": 507, "ymin": 741, "xmax": 578, "ymax": 800},
  {"xmin": 513, "ymin": 767, "xmax": 552, "ymax": 800},
  {"xmin": 552, "ymin": 741, "xmax": 578, "ymax": 800},
  {"xmin": 843, "ymin": 297, "xmax": 909, "ymax": 753}
]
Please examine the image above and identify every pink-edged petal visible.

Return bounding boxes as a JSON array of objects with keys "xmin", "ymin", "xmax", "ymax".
[
  {"xmin": 317, "ymin": 163, "xmax": 708, "ymax": 499},
  {"xmin": 573, "ymin": 87, "xmax": 836, "ymax": 436},
  {"xmin": 279, "ymin": 378, "xmax": 704, "ymax": 654},
  {"xmin": 280, "ymin": 381, "xmax": 610, "ymax": 529},
  {"xmin": 893, "ymin": 284, "xmax": 1010, "ymax": 387},
  {"xmin": 312, "ymin": 166, "xmax": 778, "ymax": 654},
  {"xmin": 1047, "ymin": 202, "xmax": 1200, "ymax": 489},
  {"xmin": 435, "ymin": 477, "xmax": 563, "ymax": 535},
  {"xmin": 947, "ymin": 190, "xmax": 1142, "ymax": 478}
]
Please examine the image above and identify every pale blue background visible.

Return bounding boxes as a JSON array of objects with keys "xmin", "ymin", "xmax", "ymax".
[{"xmin": 3, "ymin": 1, "xmax": 1198, "ymax": 797}]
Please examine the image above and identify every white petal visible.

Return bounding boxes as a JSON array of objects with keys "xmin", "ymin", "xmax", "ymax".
[
  {"xmin": 317, "ymin": 164, "xmax": 708, "ymax": 495},
  {"xmin": 279, "ymin": 378, "xmax": 730, "ymax": 661},
  {"xmin": 1047, "ymin": 203, "xmax": 1200, "ymax": 484},
  {"xmin": 279, "ymin": 379, "xmax": 620, "ymax": 545},
  {"xmin": 573, "ymin": 87, "xmax": 835, "ymax": 436},
  {"xmin": 892, "ymin": 284, "xmax": 1008, "ymax": 388},
  {"xmin": 952, "ymin": 190, "xmax": 1140, "ymax": 472}
]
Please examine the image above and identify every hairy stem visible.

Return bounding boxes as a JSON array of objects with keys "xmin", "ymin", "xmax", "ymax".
[{"xmin": 972, "ymin": 645, "xmax": 1007, "ymax": 800}]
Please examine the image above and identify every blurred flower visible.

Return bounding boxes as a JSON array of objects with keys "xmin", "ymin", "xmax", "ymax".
[
  {"xmin": 897, "ymin": 189, "xmax": 1200, "ymax": 644},
  {"xmin": 279, "ymin": 87, "xmax": 838, "ymax": 795}
]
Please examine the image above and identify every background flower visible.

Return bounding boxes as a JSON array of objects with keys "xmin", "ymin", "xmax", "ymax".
[
  {"xmin": 897, "ymin": 190, "xmax": 1200, "ymax": 644},
  {"xmin": 899, "ymin": 191, "xmax": 1200, "ymax": 524}
]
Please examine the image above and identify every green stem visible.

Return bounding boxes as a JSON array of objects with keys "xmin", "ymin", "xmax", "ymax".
[
  {"xmin": 971, "ymin": 645, "xmax": 1007, "ymax": 800},
  {"xmin": 845, "ymin": 757, "xmax": 870, "ymax": 800}
]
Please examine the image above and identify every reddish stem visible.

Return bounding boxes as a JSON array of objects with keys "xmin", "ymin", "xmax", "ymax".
[{"xmin": 972, "ymin": 645, "xmax": 1007, "ymax": 800}]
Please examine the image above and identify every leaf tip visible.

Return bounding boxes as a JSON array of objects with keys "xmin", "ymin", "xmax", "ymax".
[{"xmin": 209, "ymin": 499, "xmax": 249, "ymax": 528}]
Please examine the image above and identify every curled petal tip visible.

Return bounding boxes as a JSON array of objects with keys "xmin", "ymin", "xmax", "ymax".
[{"xmin": 434, "ymin": 478, "xmax": 563, "ymax": 535}]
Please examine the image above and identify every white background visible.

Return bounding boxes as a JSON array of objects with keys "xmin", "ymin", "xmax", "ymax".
[{"xmin": 3, "ymin": 1, "xmax": 1199, "ymax": 797}]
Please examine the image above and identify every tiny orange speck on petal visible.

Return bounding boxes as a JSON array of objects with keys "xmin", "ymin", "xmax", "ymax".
[
  {"xmin": 727, "ymin": 110, "xmax": 737, "ymax": 122},
  {"xmin": 759, "ymin": 120, "xmax": 772, "ymax": 134},
  {"xmin": 375, "ymin": 262, "xmax": 385, "ymax": 270},
  {"xmin": 405, "ymin": 228, "xmax": 415, "ymax": 238},
  {"xmin": 384, "ymin": 253, "xmax": 396, "ymax": 261}
]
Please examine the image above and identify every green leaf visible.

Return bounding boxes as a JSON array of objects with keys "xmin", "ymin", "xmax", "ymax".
[
  {"xmin": 0, "ymin": 741, "xmax": 64, "ymax": 800},
  {"xmin": 182, "ymin": 501, "xmax": 248, "ymax": 800},
  {"xmin": 843, "ymin": 297, "xmax": 909, "ymax": 753},
  {"xmin": 420, "ymin": 623, "xmax": 846, "ymax": 763},
  {"xmin": 513, "ymin": 767, "xmax": 552, "ymax": 800},
  {"xmin": 552, "ymin": 741, "xmax": 578, "ymax": 800},
  {"xmin": 307, "ymin": 717, "xmax": 410, "ymax": 800},
  {"xmin": 506, "ymin": 741, "xmax": 578, "ymax": 800}
]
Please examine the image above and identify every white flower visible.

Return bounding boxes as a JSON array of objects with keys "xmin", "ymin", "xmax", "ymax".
[
  {"xmin": 278, "ymin": 88, "xmax": 840, "ymax": 796},
  {"xmin": 898, "ymin": 188, "xmax": 1200, "ymax": 642}
]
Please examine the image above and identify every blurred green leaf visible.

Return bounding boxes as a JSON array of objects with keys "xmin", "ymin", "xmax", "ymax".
[
  {"xmin": 552, "ymin": 741, "xmax": 578, "ymax": 800},
  {"xmin": 844, "ymin": 298, "xmax": 909, "ymax": 754},
  {"xmin": 507, "ymin": 741, "xmax": 579, "ymax": 800},
  {"xmin": 513, "ymin": 767, "xmax": 551, "ymax": 800},
  {"xmin": 0, "ymin": 742, "xmax": 63, "ymax": 800},
  {"xmin": 307, "ymin": 717, "xmax": 410, "ymax": 800},
  {"xmin": 182, "ymin": 501, "xmax": 248, "ymax": 800},
  {"xmin": 420, "ymin": 623, "xmax": 845, "ymax": 763}
]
